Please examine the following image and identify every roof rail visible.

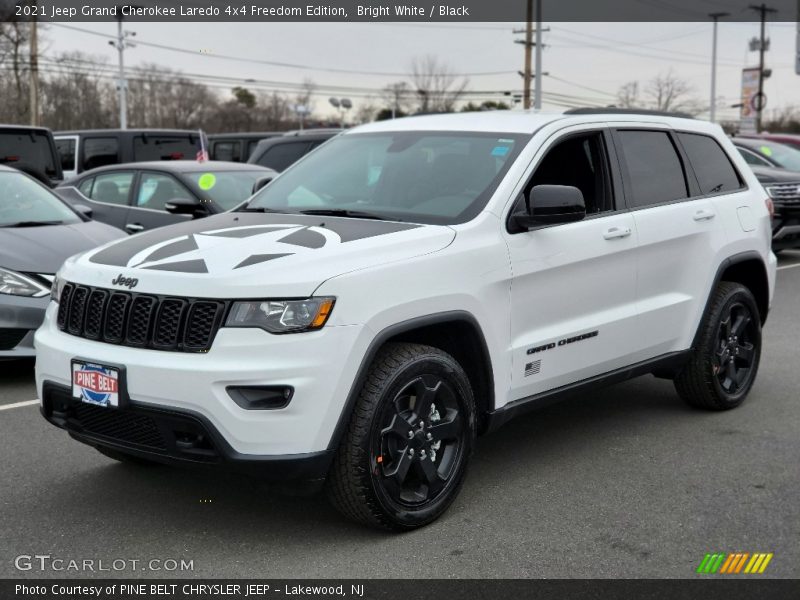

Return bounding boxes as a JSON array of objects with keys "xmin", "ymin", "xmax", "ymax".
[{"xmin": 564, "ymin": 107, "xmax": 695, "ymax": 119}]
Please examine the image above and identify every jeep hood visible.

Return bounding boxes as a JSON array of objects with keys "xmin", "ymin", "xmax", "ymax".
[{"xmin": 66, "ymin": 212, "xmax": 456, "ymax": 297}]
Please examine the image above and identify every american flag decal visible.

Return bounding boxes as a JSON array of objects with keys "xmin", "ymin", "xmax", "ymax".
[{"xmin": 524, "ymin": 360, "xmax": 541, "ymax": 377}]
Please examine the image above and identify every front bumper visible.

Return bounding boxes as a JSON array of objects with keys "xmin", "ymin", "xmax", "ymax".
[
  {"xmin": 35, "ymin": 302, "xmax": 369, "ymax": 459},
  {"xmin": 772, "ymin": 206, "xmax": 800, "ymax": 250},
  {"xmin": 41, "ymin": 382, "xmax": 334, "ymax": 480},
  {"xmin": 0, "ymin": 294, "xmax": 48, "ymax": 359}
]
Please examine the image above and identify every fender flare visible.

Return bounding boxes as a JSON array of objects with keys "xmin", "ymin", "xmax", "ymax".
[{"xmin": 325, "ymin": 310, "xmax": 494, "ymax": 452}]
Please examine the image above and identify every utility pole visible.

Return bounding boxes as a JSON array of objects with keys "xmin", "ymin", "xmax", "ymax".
[
  {"xmin": 109, "ymin": 15, "xmax": 135, "ymax": 129},
  {"xmin": 29, "ymin": 3, "xmax": 39, "ymax": 127},
  {"xmin": 514, "ymin": 0, "xmax": 547, "ymax": 110},
  {"xmin": 749, "ymin": 3, "xmax": 776, "ymax": 131},
  {"xmin": 534, "ymin": 0, "xmax": 543, "ymax": 109},
  {"xmin": 709, "ymin": 12, "xmax": 729, "ymax": 123},
  {"xmin": 523, "ymin": 0, "xmax": 532, "ymax": 109}
]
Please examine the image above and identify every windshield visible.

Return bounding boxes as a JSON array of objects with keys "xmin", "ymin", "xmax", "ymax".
[
  {"xmin": 182, "ymin": 170, "xmax": 268, "ymax": 211},
  {"xmin": 245, "ymin": 131, "xmax": 529, "ymax": 224},
  {"xmin": 0, "ymin": 171, "xmax": 81, "ymax": 227},
  {"xmin": 750, "ymin": 141, "xmax": 800, "ymax": 171}
]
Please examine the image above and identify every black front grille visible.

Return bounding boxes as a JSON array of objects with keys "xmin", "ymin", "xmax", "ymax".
[
  {"xmin": 74, "ymin": 402, "xmax": 167, "ymax": 449},
  {"xmin": 58, "ymin": 283, "xmax": 227, "ymax": 352},
  {"xmin": 43, "ymin": 383, "xmax": 220, "ymax": 462}
]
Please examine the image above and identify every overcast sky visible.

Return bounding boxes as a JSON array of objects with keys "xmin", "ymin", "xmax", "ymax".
[{"xmin": 41, "ymin": 21, "xmax": 800, "ymax": 122}]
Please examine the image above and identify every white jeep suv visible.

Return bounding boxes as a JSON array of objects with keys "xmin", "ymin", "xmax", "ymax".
[{"xmin": 36, "ymin": 109, "xmax": 777, "ymax": 530}]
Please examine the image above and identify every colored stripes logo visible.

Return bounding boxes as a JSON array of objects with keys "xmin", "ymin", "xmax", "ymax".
[{"xmin": 697, "ymin": 552, "xmax": 773, "ymax": 574}]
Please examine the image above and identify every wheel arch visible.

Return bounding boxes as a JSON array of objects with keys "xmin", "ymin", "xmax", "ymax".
[
  {"xmin": 692, "ymin": 251, "xmax": 770, "ymax": 349},
  {"xmin": 326, "ymin": 311, "xmax": 495, "ymax": 452}
]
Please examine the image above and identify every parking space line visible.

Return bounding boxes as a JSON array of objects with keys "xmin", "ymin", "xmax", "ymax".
[
  {"xmin": 777, "ymin": 262, "xmax": 800, "ymax": 271},
  {"xmin": 0, "ymin": 399, "xmax": 39, "ymax": 411}
]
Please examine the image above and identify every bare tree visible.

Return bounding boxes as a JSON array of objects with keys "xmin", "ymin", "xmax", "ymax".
[
  {"xmin": 409, "ymin": 55, "xmax": 468, "ymax": 113},
  {"xmin": 645, "ymin": 69, "xmax": 704, "ymax": 114},
  {"xmin": 381, "ymin": 81, "xmax": 412, "ymax": 117},
  {"xmin": 0, "ymin": 21, "xmax": 29, "ymax": 122},
  {"xmin": 616, "ymin": 81, "xmax": 640, "ymax": 108}
]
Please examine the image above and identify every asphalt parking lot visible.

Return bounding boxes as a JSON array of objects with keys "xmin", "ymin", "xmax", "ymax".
[{"xmin": 1, "ymin": 252, "xmax": 799, "ymax": 579}]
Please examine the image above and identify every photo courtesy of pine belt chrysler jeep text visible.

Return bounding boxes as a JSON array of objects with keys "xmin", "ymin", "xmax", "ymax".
[{"xmin": 35, "ymin": 109, "xmax": 777, "ymax": 530}]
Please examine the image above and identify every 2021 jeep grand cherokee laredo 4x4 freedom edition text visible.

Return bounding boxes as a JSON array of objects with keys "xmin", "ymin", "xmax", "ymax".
[{"xmin": 36, "ymin": 110, "xmax": 777, "ymax": 530}]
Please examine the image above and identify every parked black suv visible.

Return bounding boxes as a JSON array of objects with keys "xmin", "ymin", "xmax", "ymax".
[
  {"xmin": 247, "ymin": 130, "xmax": 340, "ymax": 172},
  {"xmin": 208, "ymin": 132, "xmax": 282, "ymax": 162},
  {"xmin": 54, "ymin": 129, "xmax": 201, "ymax": 180},
  {"xmin": 0, "ymin": 125, "xmax": 63, "ymax": 187}
]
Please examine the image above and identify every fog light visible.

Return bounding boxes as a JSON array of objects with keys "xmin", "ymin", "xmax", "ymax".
[{"xmin": 226, "ymin": 386, "xmax": 293, "ymax": 410}]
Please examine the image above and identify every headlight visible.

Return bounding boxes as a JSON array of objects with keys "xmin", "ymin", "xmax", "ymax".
[
  {"xmin": 0, "ymin": 267, "xmax": 49, "ymax": 297},
  {"xmin": 50, "ymin": 274, "xmax": 65, "ymax": 303},
  {"xmin": 765, "ymin": 186, "xmax": 777, "ymax": 198},
  {"xmin": 225, "ymin": 297, "xmax": 335, "ymax": 333}
]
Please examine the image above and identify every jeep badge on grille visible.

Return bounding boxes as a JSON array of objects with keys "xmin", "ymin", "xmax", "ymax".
[{"xmin": 111, "ymin": 274, "xmax": 138, "ymax": 289}]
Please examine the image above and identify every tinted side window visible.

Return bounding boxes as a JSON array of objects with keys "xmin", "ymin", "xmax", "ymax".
[
  {"xmin": 257, "ymin": 142, "xmax": 310, "ymax": 172},
  {"xmin": 133, "ymin": 136, "xmax": 197, "ymax": 161},
  {"xmin": 136, "ymin": 173, "xmax": 193, "ymax": 211},
  {"xmin": 246, "ymin": 140, "xmax": 261, "ymax": 159},
  {"xmin": 83, "ymin": 137, "xmax": 119, "ymax": 171},
  {"xmin": 212, "ymin": 141, "xmax": 240, "ymax": 162},
  {"xmin": 528, "ymin": 131, "xmax": 614, "ymax": 215},
  {"xmin": 55, "ymin": 138, "xmax": 76, "ymax": 172},
  {"xmin": 78, "ymin": 177, "xmax": 94, "ymax": 197},
  {"xmin": 617, "ymin": 130, "xmax": 688, "ymax": 208},
  {"xmin": 738, "ymin": 148, "xmax": 771, "ymax": 167},
  {"xmin": 679, "ymin": 133, "xmax": 743, "ymax": 195},
  {"xmin": 90, "ymin": 172, "xmax": 133, "ymax": 206}
]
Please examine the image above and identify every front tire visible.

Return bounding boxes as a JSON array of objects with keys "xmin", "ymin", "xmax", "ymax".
[
  {"xmin": 675, "ymin": 282, "xmax": 762, "ymax": 410},
  {"xmin": 326, "ymin": 342, "xmax": 476, "ymax": 530}
]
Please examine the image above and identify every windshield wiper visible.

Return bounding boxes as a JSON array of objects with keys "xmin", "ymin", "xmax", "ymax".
[
  {"xmin": 0, "ymin": 220, "xmax": 64, "ymax": 228},
  {"xmin": 297, "ymin": 209, "xmax": 395, "ymax": 221},
  {"xmin": 236, "ymin": 206, "xmax": 299, "ymax": 214}
]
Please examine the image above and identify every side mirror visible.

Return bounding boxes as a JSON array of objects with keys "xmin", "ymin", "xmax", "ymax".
[
  {"xmin": 510, "ymin": 185, "xmax": 586, "ymax": 231},
  {"xmin": 73, "ymin": 204, "xmax": 93, "ymax": 218},
  {"xmin": 164, "ymin": 197, "xmax": 202, "ymax": 215},
  {"xmin": 252, "ymin": 176, "xmax": 274, "ymax": 194}
]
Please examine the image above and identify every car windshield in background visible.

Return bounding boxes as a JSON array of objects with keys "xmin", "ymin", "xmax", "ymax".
[
  {"xmin": 752, "ymin": 141, "xmax": 800, "ymax": 171},
  {"xmin": 182, "ymin": 170, "xmax": 266, "ymax": 211},
  {"xmin": 245, "ymin": 131, "xmax": 529, "ymax": 225},
  {"xmin": 0, "ymin": 131, "xmax": 58, "ymax": 180},
  {"xmin": 133, "ymin": 136, "xmax": 197, "ymax": 161},
  {"xmin": 0, "ymin": 171, "xmax": 80, "ymax": 227}
]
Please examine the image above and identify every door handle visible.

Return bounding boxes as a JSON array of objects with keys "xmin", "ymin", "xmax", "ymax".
[
  {"xmin": 603, "ymin": 226, "xmax": 632, "ymax": 240},
  {"xmin": 125, "ymin": 223, "xmax": 144, "ymax": 233},
  {"xmin": 693, "ymin": 209, "xmax": 716, "ymax": 221}
]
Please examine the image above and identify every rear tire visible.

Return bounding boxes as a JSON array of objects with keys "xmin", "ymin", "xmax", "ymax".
[
  {"xmin": 95, "ymin": 446, "xmax": 160, "ymax": 466},
  {"xmin": 326, "ymin": 342, "xmax": 476, "ymax": 531},
  {"xmin": 674, "ymin": 282, "xmax": 762, "ymax": 410}
]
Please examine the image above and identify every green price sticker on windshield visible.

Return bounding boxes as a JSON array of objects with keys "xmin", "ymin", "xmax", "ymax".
[
  {"xmin": 198, "ymin": 173, "xmax": 216, "ymax": 190},
  {"xmin": 759, "ymin": 145, "xmax": 773, "ymax": 157}
]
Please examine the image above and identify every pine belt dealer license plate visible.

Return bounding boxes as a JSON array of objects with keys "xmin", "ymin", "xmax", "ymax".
[{"xmin": 71, "ymin": 360, "xmax": 122, "ymax": 408}]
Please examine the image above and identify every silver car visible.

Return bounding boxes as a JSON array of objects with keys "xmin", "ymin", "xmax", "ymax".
[{"xmin": 0, "ymin": 165, "xmax": 124, "ymax": 359}]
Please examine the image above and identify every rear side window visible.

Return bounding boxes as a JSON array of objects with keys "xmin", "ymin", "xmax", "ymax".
[
  {"xmin": 83, "ymin": 137, "xmax": 119, "ymax": 171},
  {"xmin": 55, "ymin": 138, "xmax": 76, "ymax": 172},
  {"xmin": 617, "ymin": 130, "xmax": 688, "ymax": 208},
  {"xmin": 256, "ymin": 141, "xmax": 310, "ymax": 172},
  {"xmin": 212, "ymin": 141, "xmax": 240, "ymax": 162},
  {"xmin": 133, "ymin": 136, "xmax": 196, "ymax": 161},
  {"xmin": 0, "ymin": 130, "xmax": 58, "ymax": 179},
  {"xmin": 90, "ymin": 172, "xmax": 133, "ymax": 206},
  {"xmin": 678, "ymin": 133, "xmax": 743, "ymax": 195}
]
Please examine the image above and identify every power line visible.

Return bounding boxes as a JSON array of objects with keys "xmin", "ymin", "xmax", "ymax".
[{"xmin": 49, "ymin": 23, "xmax": 518, "ymax": 78}]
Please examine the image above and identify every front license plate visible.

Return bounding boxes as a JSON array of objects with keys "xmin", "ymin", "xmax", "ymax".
[{"xmin": 71, "ymin": 360, "xmax": 121, "ymax": 408}]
